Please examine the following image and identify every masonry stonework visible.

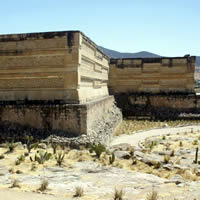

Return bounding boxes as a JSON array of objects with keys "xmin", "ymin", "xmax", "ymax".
[
  {"xmin": 109, "ymin": 56, "xmax": 198, "ymax": 119},
  {"xmin": 0, "ymin": 31, "xmax": 120, "ymax": 140},
  {"xmin": 109, "ymin": 57, "xmax": 195, "ymax": 94}
]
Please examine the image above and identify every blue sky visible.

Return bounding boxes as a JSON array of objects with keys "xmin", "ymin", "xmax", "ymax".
[{"xmin": 1, "ymin": 0, "xmax": 199, "ymax": 56}]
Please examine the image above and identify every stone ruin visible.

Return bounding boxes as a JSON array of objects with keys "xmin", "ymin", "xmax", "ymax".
[{"xmin": 0, "ymin": 30, "xmax": 198, "ymax": 142}]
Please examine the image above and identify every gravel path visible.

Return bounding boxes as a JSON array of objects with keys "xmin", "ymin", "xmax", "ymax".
[{"xmin": 110, "ymin": 125, "xmax": 200, "ymax": 148}]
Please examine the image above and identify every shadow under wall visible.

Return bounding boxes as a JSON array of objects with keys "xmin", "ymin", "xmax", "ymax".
[{"xmin": 112, "ymin": 92, "xmax": 200, "ymax": 121}]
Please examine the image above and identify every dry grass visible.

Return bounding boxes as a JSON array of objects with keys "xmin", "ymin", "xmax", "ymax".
[
  {"xmin": 10, "ymin": 179, "xmax": 20, "ymax": 188},
  {"xmin": 73, "ymin": 186, "xmax": 84, "ymax": 197},
  {"xmin": 115, "ymin": 119, "xmax": 200, "ymax": 136},
  {"xmin": 38, "ymin": 179, "xmax": 48, "ymax": 192},
  {"xmin": 114, "ymin": 188, "xmax": 124, "ymax": 200},
  {"xmin": 146, "ymin": 189, "xmax": 159, "ymax": 200}
]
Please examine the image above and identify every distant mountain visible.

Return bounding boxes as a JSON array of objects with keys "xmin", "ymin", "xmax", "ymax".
[
  {"xmin": 99, "ymin": 46, "xmax": 160, "ymax": 58},
  {"xmin": 99, "ymin": 46, "xmax": 200, "ymax": 67},
  {"xmin": 196, "ymin": 56, "xmax": 200, "ymax": 66}
]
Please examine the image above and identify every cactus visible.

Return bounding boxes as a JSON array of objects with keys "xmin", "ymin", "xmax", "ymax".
[{"xmin": 109, "ymin": 152, "xmax": 115, "ymax": 164}]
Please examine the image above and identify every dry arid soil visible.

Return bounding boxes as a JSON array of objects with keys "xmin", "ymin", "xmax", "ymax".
[{"xmin": 1, "ymin": 120, "xmax": 200, "ymax": 199}]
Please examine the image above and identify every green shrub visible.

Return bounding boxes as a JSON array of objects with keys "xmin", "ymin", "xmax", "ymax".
[
  {"xmin": 38, "ymin": 179, "xmax": 48, "ymax": 192},
  {"xmin": 50, "ymin": 139, "xmax": 57, "ymax": 154},
  {"xmin": 25, "ymin": 135, "xmax": 38, "ymax": 153},
  {"xmin": 7, "ymin": 140, "xmax": 17, "ymax": 153},
  {"xmin": 73, "ymin": 186, "xmax": 84, "ymax": 197},
  {"xmin": 109, "ymin": 152, "xmax": 115, "ymax": 165},
  {"xmin": 114, "ymin": 188, "xmax": 124, "ymax": 200},
  {"xmin": 193, "ymin": 140, "xmax": 198, "ymax": 145},
  {"xmin": 55, "ymin": 152, "xmax": 65, "ymax": 166},
  {"xmin": 146, "ymin": 189, "xmax": 159, "ymax": 200},
  {"xmin": 89, "ymin": 143, "xmax": 107, "ymax": 158},
  {"xmin": 30, "ymin": 151, "xmax": 52, "ymax": 164},
  {"xmin": 164, "ymin": 155, "xmax": 170, "ymax": 164}
]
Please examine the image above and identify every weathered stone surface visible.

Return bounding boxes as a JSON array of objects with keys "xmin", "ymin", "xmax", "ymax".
[{"xmin": 114, "ymin": 151, "xmax": 131, "ymax": 159}]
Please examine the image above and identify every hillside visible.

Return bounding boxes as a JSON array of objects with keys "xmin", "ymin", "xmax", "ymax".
[
  {"xmin": 99, "ymin": 46, "xmax": 161, "ymax": 58},
  {"xmin": 99, "ymin": 46, "xmax": 199, "ymax": 67}
]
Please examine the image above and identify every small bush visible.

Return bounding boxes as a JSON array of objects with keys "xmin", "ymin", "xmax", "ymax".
[
  {"xmin": 109, "ymin": 153, "xmax": 115, "ymax": 165},
  {"xmin": 25, "ymin": 135, "xmax": 38, "ymax": 153},
  {"xmin": 0, "ymin": 154, "xmax": 5, "ymax": 159},
  {"xmin": 179, "ymin": 141, "xmax": 183, "ymax": 147},
  {"xmin": 50, "ymin": 139, "xmax": 57, "ymax": 154},
  {"xmin": 55, "ymin": 152, "xmax": 65, "ymax": 167},
  {"xmin": 38, "ymin": 179, "xmax": 48, "ymax": 192},
  {"xmin": 34, "ymin": 151, "xmax": 52, "ymax": 164},
  {"xmin": 154, "ymin": 162, "xmax": 161, "ymax": 169},
  {"xmin": 162, "ymin": 136, "xmax": 166, "ymax": 140},
  {"xmin": 146, "ymin": 189, "xmax": 159, "ymax": 200},
  {"xmin": 31, "ymin": 163, "xmax": 37, "ymax": 171},
  {"xmin": 10, "ymin": 179, "xmax": 20, "ymax": 188},
  {"xmin": 89, "ymin": 143, "xmax": 107, "ymax": 158},
  {"xmin": 132, "ymin": 156, "xmax": 137, "ymax": 165},
  {"xmin": 146, "ymin": 141, "xmax": 158, "ymax": 150},
  {"xmin": 7, "ymin": 140, "xmax": 17, "ymax": 153},
  {"xmin": 193, "ymin": 140, "xmax": 198, "ymax": 145},
  {"xmin": 164, "ymin": 155, "xmax": 170, "ymax": 164},
  {"xmin": 114, "ymin": 188, "xmax": 124, "ymax": 200},
  {"xmin": 170, "ymin": 150, "xmax": 175, "ymax": 157},
  {"xmin": 15, "ymin": 159, "xmax": 21, "ymax": 166},
  {"xmin": 18, "ymin": 154, "xmax": 25, "ymax": 162},
  {"xmin": 129, "ymin": 147, "xmax": 134, "ymax": 156},
  {"xmin": 73, "ymin": 186, "xmax": 84, "ymax": 197}
]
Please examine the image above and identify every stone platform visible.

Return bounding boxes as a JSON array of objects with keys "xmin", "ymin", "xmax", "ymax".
[{"xmin": 0, "ymin": 96, "xmax": 121, "ymax": 143}]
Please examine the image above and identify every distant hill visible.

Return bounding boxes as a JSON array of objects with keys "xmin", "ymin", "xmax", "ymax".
[
  {"xmin": 99, "ymin": 46, "xmax": 199, "ymax": 67},
  {"xmin": 99, "ymin": 46, "xmax": 161, "ymax": 58}
]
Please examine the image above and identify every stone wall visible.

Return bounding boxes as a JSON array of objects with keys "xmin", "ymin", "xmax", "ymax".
[
  {"xmin": 0, "ymin": 31, "xmax": 117, "ymax": 140},
  {"xmin": 0, "ymin": 96, "xmax": 120, "ymax": 141},
  {"xmin": 78, "ymin": 33, "xmax": 109, "ymax": 102},
  {"xmin": 0, "ymin": 31, "xmax": 110, "ymax": 103},
  {"xmin": 109, "ymin": 56, "xmax": 196, "ymax": 94},
  {"xmin": 114, "ymin": 93, "xmax": 200, "ymax": 120}
]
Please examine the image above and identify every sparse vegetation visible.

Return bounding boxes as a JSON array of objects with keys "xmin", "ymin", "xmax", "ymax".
[
  {"xmin": 179, "ymin": 141, "xmax": 183, "ymax": 147},
  {"xmin": 31, "ymin": 151, "xmax": 52, "ymax": 164},
  {"xmin": 154, "ymin": 162, "xmax": 161, "ymax": 169},
  {"xmin": 50, "ymin": 139, "xmax": 57, "ymax": 154},
  {"xmin": 193, "ymin": 140, "xmax": 198, "ymax": 145},
  {"xmin": 10, "ymin": 179, "xmax": 20, "ymax": 188},
  {"xmin": 170, "ymin": 149, "xmax": 175, "ymax": 157},
  {"xmin": 31, "ymin": 163, "xmax": 37, "ymax": 171},
  {"xmin": 115, "ymin": 119, "xmax": 200, "ymax": 136},
  {"xmin": 162, "ymin": 135, "xmax": 166, "ymax": 140},
  {"xmin": 0, "ymin": 154, "xmax": 5, "ymax": 159},
  {"xmin": 7, "ymin": 140, "xmax": 17, "ymax": 153},
  {"xmin": 109, "ymin": 152, "xmax": 115, "ymax": 165},
  {"xmin": 89, "ymin": 143, "xmax": 107, "ymax": 158},
  {"xmin": 73, "ymin": 186, "xmax": 84, "ymax": 197},
  {"xmin": 25, "ymin": 135, "xmax": 38, "ymax": 153},
  {"xmin": 114, "ymin": 188, "xmax": 124, "ymax": 200},
  {"xmin": 38, "ymin": 179, "xmax": 48, "ymax": 192},
  {"xmin": 146, "ymin": 189, "xmax": 159, "ymax": 200},
  {"xmin": 55, "ymin": 151, "xmax": 65, "ymax": 166},
  {"xmin": 164, "ymin": 155, "xmax": 170, "ymax": 164},
  {"xmin": 146, "ymin": 141, "xmax": 158, "ymax": 150}
]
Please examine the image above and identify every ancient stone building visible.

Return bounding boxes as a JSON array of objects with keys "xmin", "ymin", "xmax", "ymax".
[
  {"xmin": 0, "ymin": 31, "xmax": 109, "ymax": 103},
  {"xmin": 109, "ymin": 56, "xmax": 199, "ymax": 119},
  {"xmin": 0, "ymin": 31, "xmax": 120, "ymax": 138},
  {"xmin": 109, "ymin": 56, "xmax": 196, "ymax": 94}
]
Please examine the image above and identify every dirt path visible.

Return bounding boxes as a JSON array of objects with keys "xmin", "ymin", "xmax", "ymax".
[
  {"xmin": 0, "ymin": 189, "xmax": 70, "ymax": 200},
  {"xmin": 111, "ymin": 125, "xmax": 200, "ymax": 148}
]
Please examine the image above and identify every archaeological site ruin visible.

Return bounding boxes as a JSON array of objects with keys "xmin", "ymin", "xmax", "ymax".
[{"xmin": 0, "ymin": 30, "xmax": 198, "ymax": 141}]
